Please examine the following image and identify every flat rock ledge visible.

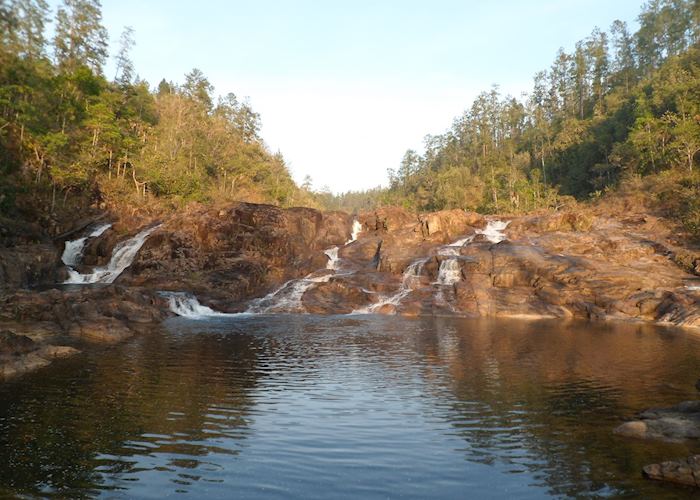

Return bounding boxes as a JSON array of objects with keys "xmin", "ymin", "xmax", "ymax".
[
  {"xmin": 0, "ymin": 330, "xmax": 79, "ymax": 380},
  {"xmin": 643, "ymin": 455, "xmax": 700, "ymax": 488},
  {"xmin": 614, "ymin": 401, "xmax": 700, "ymax": 442}
]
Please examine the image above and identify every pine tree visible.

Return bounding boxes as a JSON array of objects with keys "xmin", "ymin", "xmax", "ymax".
[
  {"xmin": 113, "ymin": 26, "xmax": 135, "ymax": 85},
  {"xmin": 53, "ymin": 0, "xmax": 108, "ymax": 73}
]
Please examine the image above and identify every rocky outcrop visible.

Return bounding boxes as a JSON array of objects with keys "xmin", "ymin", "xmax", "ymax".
[
  {"xmin": 0, "ymin": 214, "xmax": 64, "ymax": 290},
  {"xmin": 2, "ymin": 200, "xmax": 699, "ymax": 378},
  {"xmin": 643, "ymin": 455, "xmax": 700, "ymax": 487},
  {"xmin": 302, "ymin": 208, "xmax": 700, "ymax": 329},
  {"xmin": 0, "ymin": 286, "xmax": 166, "ymax": 345},
  {"xmin": 0, "ymin": 329, "xmax": 78, "ymax": 380},
  {"xmin": 120, "ymin": 202, "xmax": 352, "ymax": 311},
  {"xmin": 614, "ymin": 401, "xmax": 700, "ymax": 442}
]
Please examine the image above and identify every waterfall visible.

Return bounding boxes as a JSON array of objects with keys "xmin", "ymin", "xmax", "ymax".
[
  {"xmin": 325, "ymin": 247, "xmax": 340, "ymax": 270},
  {"xmin": 347, "ymin": 219, "xmax": 362, "ymax": 244},
  {"xmin": 64, "ymin": 225, "xmax": 160, "ymax": 284},
  {"xmin": 437, "ymin": 259, "xmax": 462, "ymax": 285},
  {"xmin": 357, "ymin": 219, "xmax": 510, "ymax": 314},
  {"xmin": 162, "ymin": 292, "xmax": 245, "ymax": 319},
  {"xmin": 247, "ymin": 219, "xmax": 363, "ymax": 313},
  {"xmin": 476, "ymin": 219, "xmax": 509, "ymax": 243},
  {"xmin": 246, "ymin": 272, "xmax": 332, "ymax": 314},
  {"xmin": 61, "ymin": 223, "xmax": 112, "ymax": 266},
  {"xmin": 433, "ymin": 220, "xmax": 508, "ymax": 287},
  {"xmin": 353, "ymin": 258, "xmax": 428, "ymax": 314}
]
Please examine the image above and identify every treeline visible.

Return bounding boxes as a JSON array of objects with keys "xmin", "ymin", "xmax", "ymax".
[
  {"xmin": 0, "ymin": 0, "xmax": 310, "ymax": 216},
  {"xmin": 372, "ymin": 0, "xmax": 700, "ymax": 233}
]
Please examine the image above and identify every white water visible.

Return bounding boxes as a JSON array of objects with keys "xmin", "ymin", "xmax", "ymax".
[
  {"xmin": 163, "ymin": 292, "xmax": 246, "ymax": 319},
  {"xmin": 325, "ymin": 219, "xmax": 363, "ymax": 270},
  {"xmin": 61, "ymin": 223, "xmax": 112, "ymax": 266},
  {"xmin": 353, "ymin": 258, "xmax": 428, "ymax": 314},
  {"xmin": 687, "ymin": 286, "xmax": 700, "ymax": 291},
  {"xmin": 246, "ymin": 272, "xmax": 333, "ymax": 313},
  {"xmin": 476, "ymin": 219, "xmax": 510, "ymax": 243},
  {"xmin": 437, "ymin": 259, "xmax": 462, "ymax": 285},
  {"xmin": 347, "ymin": 219, "xmax": 362, "ymax": 244},
  {"xmin": 434, "ymin": 220, "xmax": 508, "ymax": 286},
  {"xmin": 356, "ymin": 219, "xmax": 510, "ymax": 314},
  {"xmin": 249, "ymin": 219, "xmax": 363, "ymax": 312},
  {"xmin": 325, "ymin": 247, "xmax": 340, "ymax": 270},
  {"xmin": 64, "ymin": 225, "xmax": 160, "ymax": 284}
]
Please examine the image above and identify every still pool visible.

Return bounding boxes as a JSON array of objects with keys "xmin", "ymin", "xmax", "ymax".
[{"xmin": 1, "ymin": 315, "xmax": 700, "ymax": 498}]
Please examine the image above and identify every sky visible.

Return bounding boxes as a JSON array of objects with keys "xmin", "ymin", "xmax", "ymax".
[{"xmin": 50, "ymin": 0, "xmax": 643, "ymax": 193}]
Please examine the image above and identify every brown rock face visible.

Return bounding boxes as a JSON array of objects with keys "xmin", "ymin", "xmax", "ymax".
[
  {"xmin": 0, "ymin": 245, "xmax": 62, "ymax": 290},
  {"xmin": 302, "ymin": 209, "xmax": 699, "ymax": 330},
  {"xmin": 121, "ymin": 202, "xmax": 352, "ymax": 310},
  {"xmin": 0, "ymin": 330, "xmax": 37, "ymax": 356},
  {"xmin": 0, "ymin": 286, "xmax": 167, "ymax": 343}
]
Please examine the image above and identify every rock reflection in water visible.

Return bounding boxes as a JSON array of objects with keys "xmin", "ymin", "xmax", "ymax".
[{"xmin": 1, "ymin": 316, "xmax": 700, "ymax": 498}]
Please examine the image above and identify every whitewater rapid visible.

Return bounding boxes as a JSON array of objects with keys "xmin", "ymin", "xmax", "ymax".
[
  {"xmin": 64, "ymin": 225, "xmax": 160, "ymax": 284},
  {"xmin": 354, "ymin": 219, "xmax": 510, "ymax": 314},
  {"xmin": 61, "ymin": 223, "xmax": 112, "ymax": 267},
  {"xmin": 168, "ymin": 218, "xmax": 364, "ymax": 318}
]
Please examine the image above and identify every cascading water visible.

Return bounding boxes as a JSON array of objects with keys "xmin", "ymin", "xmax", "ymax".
[
  {"xmin": 358, "ymin": 219, "xmax": 510, "ymax": 314},
  {"xmin": 353, "ymin": 258, "xmax": 428, "ymax": 314},
  {"xmin": 324, "ymin": 247, "xmax": 340, "ymax": 270},
  {"xmin": 476, "ymin": 219, "xmax": 509, "ymax": 243},
  {"xmin": 436, "ymin": 259, "xmax": 462, "ymax": 285},
  {"xmin": 348, "ymin": 219, "xmax": 362, "ymax": 244},
  {"xmin": 162, "ymin": 292, "xmax": 246, "ymax": 319},
  {"xmin": 61, "ymin": 223, "xmax": 112, "ymax": 267},
  {"xmin": 324, "ymin": 219, "xmax": 363, "ymax": 271},
  {"xmin": 247, "ymin": 219, "xmax": 363, "ymax": 313},
  {"xmin": 245, "ymin": 272, "xmax": 333, "ymax": 313},
  {"xmin": 64, "ymin": 225, "xmax": 160, "ymax": 284},
  {"xmin": 434, "ymin": 219, "xmax": 509, "ymax": 286}
]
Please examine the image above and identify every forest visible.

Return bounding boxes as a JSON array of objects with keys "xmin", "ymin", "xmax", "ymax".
[
  {"xmin": 0, "ymin": 0, "xmax": 317, "ymax": 220},
  {"xmin": 1, "ymin": 0, "xmax": 699, "ymax": 238}
]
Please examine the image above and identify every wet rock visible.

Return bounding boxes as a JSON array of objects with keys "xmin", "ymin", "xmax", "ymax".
[
  {"xmin": 0, "ymin": 286, "xmax": 167, "ymax": 344},
  {"xmin": 0, "ymin": 329, "xmax": 79, "ymax": 380},
  {"xmin": 122, "ymin": 202, "xmax": 353, "ymax": 306},
  {"xmin": 0, "ymin": 330, "xmax": 37, "ymax": 356},
  {"xmin": 614, "ymin": 401, "xmax": 700, "ymax": 442},
  {"xmin": 0, "ymin": 244, "xmax": 62, "ymax": 290},
  {"xmin": 643, "ymin": 455, "xmax": 700, "ymax": 487}
]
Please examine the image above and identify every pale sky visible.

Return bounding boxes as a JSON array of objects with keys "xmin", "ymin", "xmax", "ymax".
[{"xmin": 51, "ymin": 0, "xmax": 642, "ymax": 193}]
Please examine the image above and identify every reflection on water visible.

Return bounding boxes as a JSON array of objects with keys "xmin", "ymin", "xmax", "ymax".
[{"xmin": 1, "ymin": 316, "xmax": 700, "ymax": 498}]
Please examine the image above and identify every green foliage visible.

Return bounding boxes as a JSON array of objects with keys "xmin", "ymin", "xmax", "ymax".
[
  {"xmin": 369, "ymin": 0, "xmax": 700, "ymax": 226},
  {"xmin": 0, "ymin": 0, "xmax": 304, "ymax": 215}
]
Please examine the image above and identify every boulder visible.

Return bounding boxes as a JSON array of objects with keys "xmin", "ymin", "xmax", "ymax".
[
  {"xmin": 614, "ymin": 401, "xmax": 700, "ymax": 442},
  {"xmin": 0, "ymin": 329, "xmax": 80, "ymax": 380},
  {"xmin": 643, "ymin": 455, "xmax": 700, "ymax": 487}
]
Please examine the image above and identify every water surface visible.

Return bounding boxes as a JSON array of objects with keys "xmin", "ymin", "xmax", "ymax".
[{"xmin": 2, "ymin": 316, "xmax": 700, "ymax": 498}]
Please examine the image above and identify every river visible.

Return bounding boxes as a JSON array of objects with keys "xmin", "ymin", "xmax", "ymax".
[{"xmin": 1, "ymin": 315, "xmax": 700, "ymax": 498}]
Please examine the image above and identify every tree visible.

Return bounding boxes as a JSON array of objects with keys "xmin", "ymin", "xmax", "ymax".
[
  {"xmin": 114, "ymin": 26, "xmax": 135, "ymax": 84},
  {"xmin": 610, "ymin": 20, "xmax": 637, "ymax": 93},
  {"xmin": 301, "ymin": 175, "xmax": 313, "ymax": 191},
  {"xmin": 12, "ymin": 0, "xmax": 50, "ymax": 59},
  {"xmin": 53, "ymin": 0, "xmax": 108, "ymax": 73},
  {"xmin": 182, "ymin": 68, "xmax": 213, "ymax": 111}
]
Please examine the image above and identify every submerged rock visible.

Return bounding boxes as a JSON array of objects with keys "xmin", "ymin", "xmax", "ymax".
[
  {"xmin": 614, "ymin": 401, "xmax": 700, "ymax": 442},
  {"xmin": 0, "ymin": 329, "xmax": 79, "ymax": 380},
  {"xmin": 643, "ymin": 455, "xmax": 700, "ymax": 487}
]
